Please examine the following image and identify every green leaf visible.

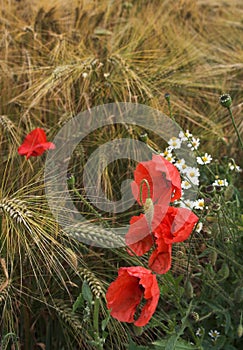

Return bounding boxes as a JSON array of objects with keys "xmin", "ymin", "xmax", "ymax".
[
  {"xmin": 127, "ymin": 338, "xmax": 149, "ymax": 350},
  {"xmin": 82, "ymin": 280, "xmax": 93, "ymax": 304},
  {"xmin": 72, "ymin": 291, "xmax": 84, "ymax": 313},
  {"xmin": 101, "ymin": 313, "xmax": 111, "ymax": 331},
  {"xmin": 153, "ymin": 338, "xmax": 197, "ymax": 349}
]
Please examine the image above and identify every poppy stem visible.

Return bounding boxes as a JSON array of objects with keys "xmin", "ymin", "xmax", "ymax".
[
  {"xmin": 227, "ymin": 106, "xmax": 243, "ymax": 150},
  {"xmin": 139, "ymin": 179, "xmax": 151, "ymax": 206}
]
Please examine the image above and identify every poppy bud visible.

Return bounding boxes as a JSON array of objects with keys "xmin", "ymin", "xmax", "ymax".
[
  {"xmin": 220, "ymin": 94, "xmax": 232, "ymax": 108},
  {"xmin": 234, "ymin": 286, "xmax": 243, "ymax": 304},
  {"xmin": 164, "ymin": 92, "xmax": 170, "ymax": 102},
  {"xmin": 144, "ymin": 198, "xmax": 154, "ymax": 228},
  {"xmin": 237, "ymin": 324, "xmax": 243, "ymax": 338},
  {"xmin": 184, "ymin": 278, "xmax": 193, "ymax": 299},
  {"xmin": 217, "ymin": 262, "xmax": 229, "ymax": 281},
  {"xmin": 209, "ymin": 250, "xmax": 217, "ymax": 266},
  {"xmin": 224, "ymin": 184, "xmax": 235, "ymax": 201}
]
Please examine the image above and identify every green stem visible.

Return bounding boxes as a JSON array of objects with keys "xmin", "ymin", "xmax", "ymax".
[
  {"xmin": 93, "ymin": 297, "xmax": 103, "ymax": 350},
  {"xmin": 227, "ymin": 106, "xmax": 243, "ymax": 150}
]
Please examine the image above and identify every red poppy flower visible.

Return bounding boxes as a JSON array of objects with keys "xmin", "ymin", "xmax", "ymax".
[
  {"xmin": 131, "ymin": 155, "xmax": 181, "ymax": 206},
  {"xmin": 148, "ymin": 240, "xmax": 172, "ymax": 274},
  {"xmin": 125, "ymin": 205, "xmax": 198, "ymax": 274},
  {"xmin": 106, "ymin": 266, "xmax": 160, "ymax": 327},
  {"xmin": 154, "ymin": 206, "xmax": 199, "ymax": 245},
  {"xmin": 18, "ymin": 128, "xmax": 55, "ymax": 159},
  {"xmin": 125, "ymin": 204, "xmax": 167, "ymax": 255}
]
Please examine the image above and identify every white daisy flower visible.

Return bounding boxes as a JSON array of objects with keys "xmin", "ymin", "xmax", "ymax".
[
  {"xmin": 185, "ymin": 167, "xmax": 200, "ymax": 185},
  {"xmin": 180, "ymin": 199, "xmax": 195, "ymax": 209},
  {"xmin": 82, "ymin": 72, "xmax": 88, "ymax": 78},
  {"xmin": 181, "ymin": 180, "xmax": 192, "ymax": 190},
  {"xmin": 179, "ymin": 129, "xmax": 192, "ymax": 141},
  {"xmin": 160, "ymin": 147, "xmax": 172, "ymax": 157},
  {"xmin": 174, "ymin": 158, "xmax": 185, "ymax": 170},
  {"xmin": 168, "ymin": 137, "xmax": 182, "ymax": 149},
  {"xmin": 104, "ymin": 72, "xmax": 110, "ymax": 78},
  {"xmin": 196, "ymin": 328, "xmax": 203, "ymax": 337},
  {"xmin": 195, "ymin": 222, "xmax": 203, "ymax": 233},
  {"xmin": 197, "ymin": 153, "xmax": 212, "ymax": 165},
  {"xmin": 228, "ymin": 162, "xmax": 242, "ymax": 172},
  {"xmin": 164, "ymin": 153, "xmax": 175, "ymax": 163},
  {"xmin": 179, "ymin": 162, "xmax": 189, "ymax": 174},
  {"xmin": 208, "ymin": 329, "xmax": 220, "ymax": 340},
  {"xmin": 161, "ymin": 148, "xmax": 175, "ymax": 163},
  {"xmin": 194, "ymin": 198, "xmax": 205, "ymax": 210},
  {"xmin": 187, "ymin": 137, "xmax": 200, "ymax": 150},
  {"xmin": 212, "ymin": 179, "xmax": 229, "ymax": 187}
]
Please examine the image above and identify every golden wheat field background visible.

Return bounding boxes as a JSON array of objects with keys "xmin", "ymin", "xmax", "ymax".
[{"xmin": 0, "ymin": 0, "xmax": 242, "ymax": 349}]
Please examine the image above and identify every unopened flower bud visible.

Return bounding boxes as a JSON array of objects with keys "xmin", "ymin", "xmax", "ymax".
[
  {"xmin": 184, "ymin": 279, "xmax": 193, "ymax": 299},
  {"xmin": 237, "ymin": 324, "xmax": 243, "ymax": 338},
  {"xmin": 144, "ymin": 198, "xmax": 154, "ymax": 228},
  {"xmin": 220, "ymin": 94, "xmax": 232, "ymax": 108},
  {"xmin": 209, "ymin": 250, "xmax": 217, "ymax": 266},
  {"xmin": 190, "ymin": 312, "xmax": 200, "ymax": 322},
  {"xmin": 67, "ymin": 173, "xmax": 75, "ymax": 187},
  {"xmin": 224, "ymin": 184, "xmax": 235, "ymax": 201},
  {"xmin": 234, "ymin": 286, "xmax": 243, "ymax": 304},
  {"xmin": 223, "ymin": 236, "xmax": 231, "ymax": 244},
  {"xmin": 139, "ymin": 133, "xmax": 148, "ymax": 143},
  {"xmin": 205, "ymin": 185, "xmax": 215, "ymax": 194},
  {"xmin": 212, "ymin": 203, "xmax": 221, "ymax": 212},
  {"xmin": 164, "ymin": 92, "xmax": 170, "ymax": 102}
]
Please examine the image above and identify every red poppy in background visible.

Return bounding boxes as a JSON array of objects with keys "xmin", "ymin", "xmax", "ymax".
[
  {"xmin": 106, "ymin": 266, "xmax": 160, "ymax": 327},
  {"xmin": 131, "ymin": 155, "xmax": 181, "ymax": 206},
  {"xmin": 18, "ymin": 128, "xmax": 55, "ymax": 159}
]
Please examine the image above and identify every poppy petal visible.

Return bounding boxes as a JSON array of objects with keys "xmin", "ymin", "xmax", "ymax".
[
  {"xmin": 149, "ymin": 244, "xmax": 172, "ymax": 274},
  {"xmin": 106, "ymin": 267, "xmax": 160, "ymax": 326},
  {"xmin": 18, "ymin": 128, "xmax": 55, "ymax": 158},
  {"xmin": 125, "ymin": 214, "xmax": 153, "ymax": 255},
  {"xmin": 152, "ymin": 155, "xmax": 182, "ymax": 202},
  {"xmin": 106, "ymin": 271, "xmax": 142, "ymax": 323}
]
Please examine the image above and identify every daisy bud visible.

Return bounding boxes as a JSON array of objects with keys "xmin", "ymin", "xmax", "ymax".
[
  {"xmin": 190, "ymin": 312, "xmax": 200, "ymax": 322},
  {"xmin": 220, "ymin": 94, "xmax": 232, "ymax": 108},
  {"xmin": 139, "ymin": 133, "xmax": 148, "ymax": 143},
  {"xmin": 67, "ymin": 173, "xmax": 75, "ymax": 187},
  {"xmin": 212, "ymin": 203, "xmax": 221, "ymax": 212},
  {"xmin": 223, "ymin": 237, "xmax": 231, "ymax": 244},
  {"xmin": 205, "ymin": 185, "xmax": 215, "ymax": 194}
]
